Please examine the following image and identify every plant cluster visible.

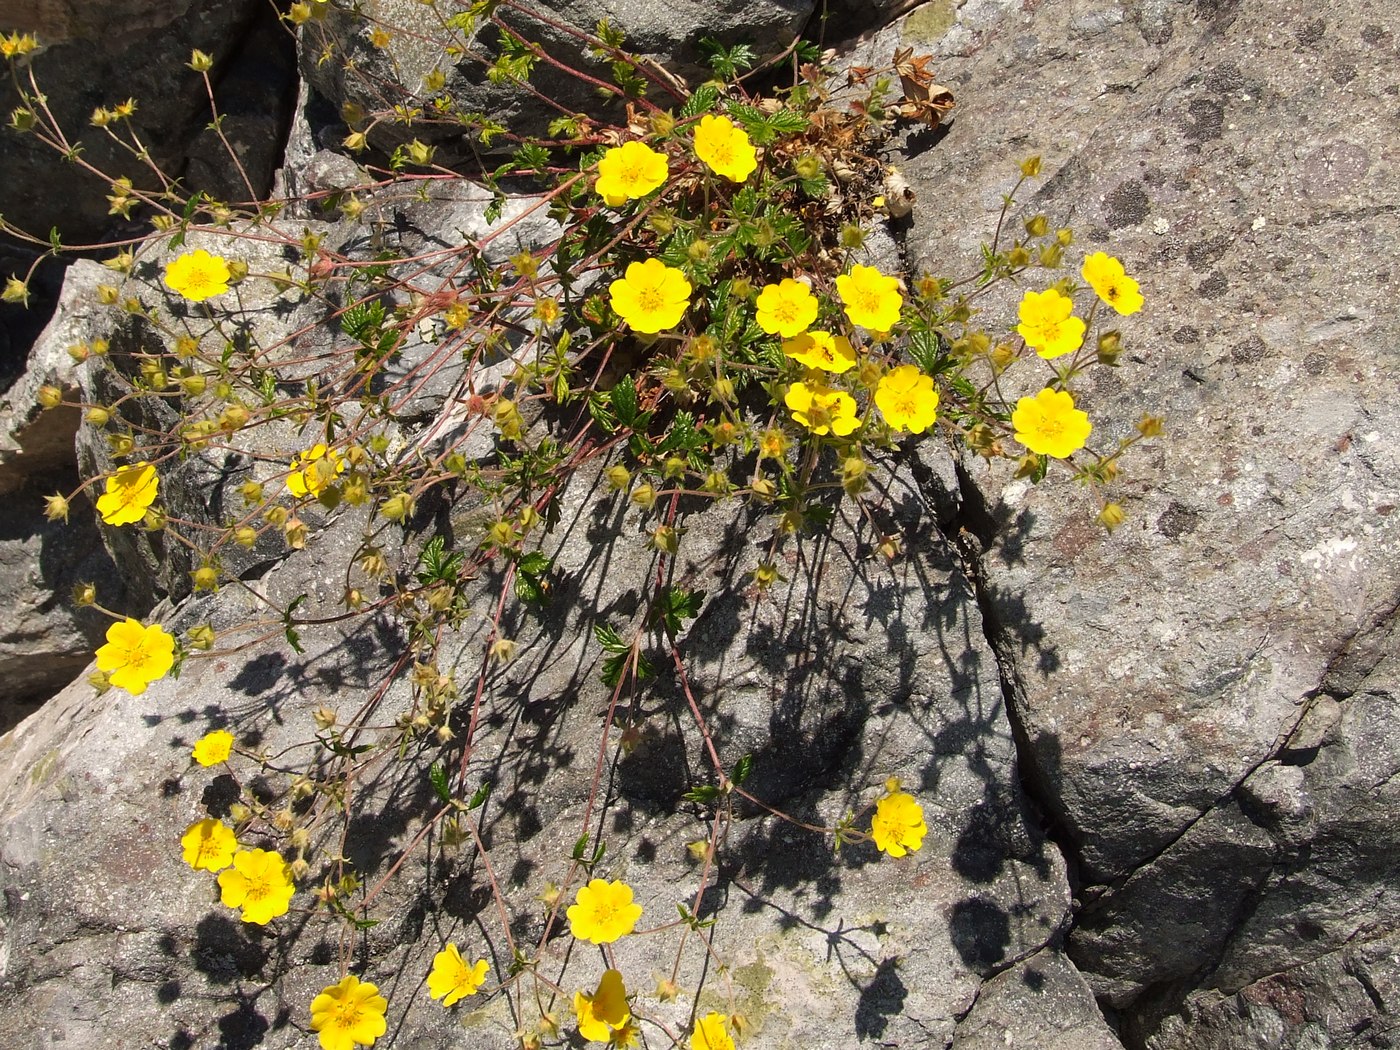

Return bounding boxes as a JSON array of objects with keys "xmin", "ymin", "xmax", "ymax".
[{"xmin": 3, "ymin": 3, "xmax": 1159, "ymax": 1047}]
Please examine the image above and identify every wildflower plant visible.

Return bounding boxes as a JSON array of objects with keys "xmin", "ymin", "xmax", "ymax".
[{"xmin": 4, "ymin": 5, "xmax": 1163, "ymax": 1047}]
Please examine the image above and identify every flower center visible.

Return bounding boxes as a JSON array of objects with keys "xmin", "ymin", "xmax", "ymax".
[
  {"xmin": 709, "ymin": 139, "xmax": 734, "ymax": 166},
  {"xmin": 636, "ymin": 287, "xmax": 665, "ymax": 313}
]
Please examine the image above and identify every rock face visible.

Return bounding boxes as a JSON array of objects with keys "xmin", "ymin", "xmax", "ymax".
[
  {"xmin": 0, "ymin": 0, "xmax": 296, "ymax": 246},
  {"xmin": 299, "ymin": 0, "xmax": 815, "ymax": 150},
  {"xmin": 0, "ymin": 260, "xmax": 134, "ymax": 725},
  {"xmin": 889, "ymin": 0, "xmax": 1400, "ymax": 1044},
  {"xmin": 1, "ymin": 0, "xmax": 1398, "ymax": 1048}
]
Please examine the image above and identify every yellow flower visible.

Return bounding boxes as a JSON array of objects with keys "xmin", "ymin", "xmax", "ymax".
[
  {"xmin": 94, "ymin": 618, "xmax": 174, "ymax": 695},
  {"xmin": 310, "ymin": 975, "xmax": 388, "ymax": 1050},
  {"xmin": 217, "ymin": 848, "xmax": 296, "ymax": 925},
  {"xmin": 692, "ymin": 114, "xmax": 758, "ymax": 183},
  {"xmin": 690, "ymin": 1012, "xmax": 735, "ymax": 1050},
  {"xmin": 835, "ymin": 265, "xmax": 902, "ymax": 331},
  {"xmin": 874, "ymin": 365, "xmax": 939, "ymax": 434},
  {"xmin": 573, "ymin": 969, "xmax": 630, "ymax": 1042},
  {"xmin": 567, "ymin": 879, "xmax": 642, "ymax": 944},
  {"xmin": 426, "ymin": 944, "xmax": 489, "ymax": 1007},
  {"xmin": 608, "ymin": 259, "xmax": 692, "ymax": 334},
  {"xmin": 192, "ymin": 730, "xmax": 234, "ymax": 766},
  {"xmin": 755, "ymin": 279, "xmax": 819, "ymax": 338},
  {"xmin": 163, "ymin": 249, "xmax": 232, "ymax": 302},
  {"xmin": 1011, "ymin": 387, "xmax": 1092, "ymax": 459},
  {"xmin": 871, "ymin": 790, "xmax": 927, "ymax": 858},
  {"xmin": 784, "ymin": 381, "xmax": 861, "ymax": 437},
  {"xmin": 96, "ymin": 461, "xmax": 159, "ymax": 526},
  {"xmin": 0, "ymin": 32, "xmax": 39, "ymax": 59},
  {"xmin": 596, "ymin": 141, "xmax": 669, "ymax": 206},
  {"xmin": 1016, "ymin": 288, "xmax": 1085, "ymax": 359},
  {"xmin": 783, "ymin": 330, "xmax": 857, "ymax": 374},
  {"xmin": 287, "ymin": 443, "xmax": 346, "ymax": 498},
  {"xmin": 1081, "ymin": 252, "xmax": 1143, "ymax": 315},
  {"xmin": 180, "ymin": 817, "xmax": 238, "ymax": 872}
]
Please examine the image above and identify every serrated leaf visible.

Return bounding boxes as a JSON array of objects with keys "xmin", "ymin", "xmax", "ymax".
[
  {"xmin": 594, "ymin": 623, "xmax": 629, "ymax": 654},
  {"xmin": 683, "ymin": 784, "xmax": 722, "ymax": 805},
  {"xmin": 429, "ymin": 761, "xmax": 451, "ymax": 804},
  {"xmin": 611, "ymin": 375, "xmax": 639, "ymax": 427},
  {"xmin": 680, "ymin": 84, "xmax": 720, "ymax": 119}
]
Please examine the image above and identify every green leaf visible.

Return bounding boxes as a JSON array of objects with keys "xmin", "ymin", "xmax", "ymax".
[
  {"xmin": 683, "ymin": 784, "xmax": 722, "ymax": 805},
  {"xmin": 906, "ymin": 329, "xmax": 945, "ymax": 374},
  {"xmin": 680, "ymin": 84, "xmax": 720, "ymax": 119},
  {"xmin": 656, "ymin": 585, "xmax": 705, "ymax": 635},
  {"xmin": 429, "ymin": 761, "xmax": 451, "ymax": 804},
  {"xmin": 731, "ymin": 754, "xmax": 753, "ymax": 787},
  {"xmin": 467, "ymin": 780, "xmax": 491, "ymax": 810},
  {"xmin": 571, "ymin": 833, "xmax": 590, "ymax": 860},
  {"xmin": 611, "ymin": 375, "xmax": 639, "ymax": 427},
  {"xmin": 594, "ymin": 623, "xmax": 629, "ymax": 654}
]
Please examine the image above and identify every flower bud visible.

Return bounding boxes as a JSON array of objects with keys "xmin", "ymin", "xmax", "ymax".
[
  {"xmin": 1137, "ymin": 415, "xmax": 1165, "ymax": 439},
  {"xmin": 187, "ymin": 623, "xmax": 216, "ymax": 650},
  {"xmin": 489, "ymin": 637, "xmax": 517, "ymax": 663},
  {"xmin": 264, "ymin": 505, "xmax": 289, "ymax": 527},
  {"xmin": 188, "ymin": 49, "xmax": 214, "ymax": 72},
  {"xmin": 191, "ymin": 565, "xmax": 219, "ymax": 592},
  {"xmin": 313, "ymin": 706, "xmax": 337, "ymax": 731},
  {"xmin": 179, "ymin": 374, "xmax": 207, "ymax": 397},
  {"xmin": 605, "ymin": 465, "xmax": 631, "ymax": 491},
  {"xmin": 663, "ymin": 456, "xmax": 686, "ymax": 480},
  {"xmin": 45, "ymin": 494, "xmax": 71, "ymax": 522},
  {"xmin": 72, "ymin": 581, "xmax": 96, "ymax": 606},
  {"xmin": 37, "ymin": 385, "xmax": 63, "ymax": 409},
  {"xmin": 108, "ymin": 433, "xmax": 134, "ymax": 457},
  {"xmin": 234, "ymin": 525, "xmax": 258, "ymax": 548},
  {"xmin": 650, "ymin": 524, "xmax": 679, "ymax": 554},
  {"xmin": 380, "ymin": 492, "xmax": 415, "ymax": 523},
  {"xmin": 1020, "ymin": 155, "xmax": 1042, "ymax": 177},
  {"xmin": 67, "ymin": 343, "xmax": 90, "ymax": 363},
  {"xmin": 487, "ymin": 520, "xmax": 516, "ymax": 548},
  {"xmin": 630, "ymin": 482, "xmax": 657, "ymax": 510},
  {"xmin": 1098, "ymin": 503, "xmax": 1125, "ymax": 531},
  {"xmin": 2, "ymin": 276, "xmax": 30, "ymax": 305},
  {"xmin": 1024, "ymin": 214, "xmax": 1049, "ymax": 238},
  {"xmin": 85, "ymin": 406, "xmax": 110, "ymax": 426},
  {"xmin": 283, "ymin": 517, "xmax": 307, "ymax": 549}
]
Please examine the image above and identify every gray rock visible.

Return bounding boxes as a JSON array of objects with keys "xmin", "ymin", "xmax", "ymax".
[
  {"xmin": 888, "ymin": 0, "xmax": 1400, "ymax": 1034},
  {"xmin": 0, "ymin": 259, "xmax": 134, "ymax": 717},
  {"xmin": 0, "ymin": 0, "xmax": 295, "ymax": 246},
  {"xmin": 0, "ymin": 444, "xmax": 1073, "ymax": 1048},
  {"xmin": 952, "ymin": 948, "xmax": 1124, "ymax": 1050},
  {"xmin": 299, "ymin": 0, "xmax": 814, "ymax": 151}
]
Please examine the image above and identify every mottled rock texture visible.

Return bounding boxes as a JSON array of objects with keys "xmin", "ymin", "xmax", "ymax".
[{"xmin": 883, "ymin": 0, "xmax": 1400, "ymax": 1043}]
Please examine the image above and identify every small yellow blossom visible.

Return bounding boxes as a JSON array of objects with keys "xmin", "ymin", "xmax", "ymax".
[
  {"xmin": 163, "ymin": 249, "xmax": 232, "ymax": 303},
  {"xmin": 286, "ymin": 443, "xmax": 346, "ymax": 498},
  {"xmin": 217, "ymin": 848, "xmax": 295, "ymax": 925},
  {"xmin": 0, "ymin": 32, "xmax": 39, "ymax": 60},
  {"xmin": 567, "ymin": 879, "xmax": 643, "ymax": 945},
  {"xmin": 573, "ymin": 969, "xmax": 630, "ymax": 1043},
  {"xmin": 427, "ymin": 943, "xmax": 489, "ymax": 1006},
  {"xmin": 871, "ymin": 790, "xmax": 927, "ymax": 858},
  {"xmin": 192, "ymin": 730, "xmax": 234, "ymax": 767},
  {"xmin": 596, "ymin": 140, "xmax": 669, "ymax": 207},
  {"xmin": 784, "ymin": 381, "xmax": 861, "ymax": 437},
  {"xmin": 1012, "ymin": 387, "xmax": 1092, "ymax": 459},
  {"xmin": 96, "ymin": 461, "xmax": 159, "ymax": 526},
  {"xmin": 783, "ymin": 330, "xmax": 857, "ymax": 374},
  {"xmin": 692, "ymin": 114, "xmax": 758, "ymax": 183},
  {"xmin": 310, "ymin": 975, "xmax": 388, "ymax": 1050},
  {"xmin": 608, "ymin": 259, "xmax": 692, "ymax": 334},
  {"xmin": 94, "ymin": 618, "xmax": 174, "ymax": 695},
  {"xmin": 1016, "ymin": 288, "xmax": 1084, "ymax": 359},
  {"xmin": 1081, "ymin": 252, "xmax": 1144, "ymax": 315},
  {"xmin": 44, "ymin": 493, "xmax": 70, "ymax": 522},
  {"xmin": 690, "ymin": 1012, "xmax": 736, "ymax": 1050},
  {"xmin": 180, "ymin": 818, "xmax": 238, "ymax": 872},
  {"xmin": 874, "ymin": 365, "xmax": 939, "ymax": 434},
  {"xmin": 755, "ymin": 279, "xmax": 819, "ymax": 338},
  {"xmin": 835, "ymin": 265, "xmax": 903, "ymax": 331}
]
